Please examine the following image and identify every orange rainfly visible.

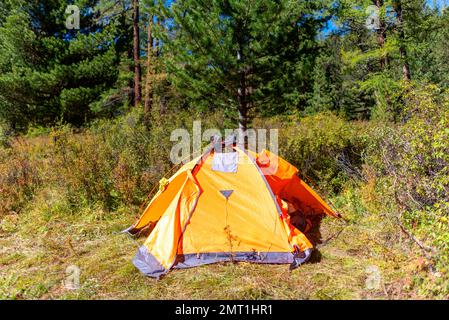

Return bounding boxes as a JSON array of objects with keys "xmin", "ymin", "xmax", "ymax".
[{"xmin": 123, "ymin": 136, "xmax": 340, "ymax": 278}]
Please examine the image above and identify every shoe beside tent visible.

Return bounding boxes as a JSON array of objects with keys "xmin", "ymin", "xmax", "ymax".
[{"xmin": 125, "ymin": 136, "xmax": 340, "ymax": 278}]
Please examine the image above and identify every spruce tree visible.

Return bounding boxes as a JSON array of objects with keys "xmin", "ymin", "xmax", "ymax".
[
  {"xmin": 0, "ymin": 0, "xmax": 120, "ymax": 130},
  {"xmin": 161, "ymin": 0, "xmax": 329, "ymax": 131}
]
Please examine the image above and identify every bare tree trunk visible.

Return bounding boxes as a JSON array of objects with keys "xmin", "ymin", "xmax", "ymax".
[
  {"xmin": 133, "ymin": 0, "xmax": 141, "ymax": 107},
  {"xmin": 373, "ymin": 0, "xmax": 394, "ymax": 115},
  {"xmin": 236, "ymin": 47, "xmax": 248, "ymax": 145},
  {"xmin": 155, "ymin": 18, "xmax": 166, "ymax": 115},
  {"xmin": 127, "ymin": 48, "xmax": 134, "ymax": 108},
  {"xmin": 156, "ymin": 18, "xmax": 161, "ymax": 58},
  {"xmin": 144, "ymin": 15, "xmax": 153, "ymax": 121},
  {"xmin": 374, "ymin": 0, "xmax": 388, "ymax": 70},
  {"xmin": 117, "ymin": 0, "xmax": 134, "ymax": 108},
  {"xmin": 393, "ymin": 0, "xmax": 411, "ymax": 81}
]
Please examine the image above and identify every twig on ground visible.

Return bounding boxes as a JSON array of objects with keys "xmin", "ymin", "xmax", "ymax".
[{"xmin": 396, "ymin": 215, "xmax": 436, "ymax": 273}]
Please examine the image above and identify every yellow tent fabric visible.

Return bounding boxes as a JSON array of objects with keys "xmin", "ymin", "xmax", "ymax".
[{"xmin": 128, "ymin": 143, "xmax": 338, "ymax": 278}]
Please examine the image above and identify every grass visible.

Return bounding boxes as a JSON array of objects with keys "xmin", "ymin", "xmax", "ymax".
[
  {"xmin": 1, "ymin": 109, "xmax": 444, "ymax": 299},
  {"xmin": 0, "ymin": 189, "xmax": 429, "ymax": 300}
]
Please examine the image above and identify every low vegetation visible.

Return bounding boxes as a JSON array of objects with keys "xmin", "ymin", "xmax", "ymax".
[
  {"xmin": 1, "ymin": 0, "xmax": 449, "ymax": 300},
  {"xmin": 1, "ymin": 84, "xmax": 448, "ymax": 299}
]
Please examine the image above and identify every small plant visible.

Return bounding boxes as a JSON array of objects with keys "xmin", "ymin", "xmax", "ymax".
[{"xmin": 224, "ymin": 225, "xmax": 241, "ymax": 263}]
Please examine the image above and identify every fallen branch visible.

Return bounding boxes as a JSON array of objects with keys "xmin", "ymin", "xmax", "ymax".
[
  {"xmin": 396, "ymin": 215, "xmax": 437, "ymax": 273},
  {"xmin": 397, "ymin": 217, "xmax": 436, "ymax": 255}
]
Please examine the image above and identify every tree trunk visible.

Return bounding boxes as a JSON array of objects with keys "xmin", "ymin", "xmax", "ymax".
[
  {"xmin": 374, "ymin": 0, "xmax": 388, "ymax": 70},
  {"xmin": 127, "ymin": 48, "xmax": 134, "ymax": 108},
  {"xmin": 132, "ymin": 0, "xmax": 141, "ymax": 107},
  {"xmin": 156, "ymin": 18, "xmax": 161, "ymax": 58},
  {"xmin": 393, "ymin": 0, "xmax": 411, "ymax": 81},
  {"xmin": 144, "ymin": 15, "xmax": 153, "ymax": 121},
  {"xmin": 236, "ymin": 47, "xmax": 248, "ymax": 145}
]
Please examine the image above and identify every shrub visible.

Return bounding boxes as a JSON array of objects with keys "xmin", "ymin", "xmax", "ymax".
[
  {"xmin": 365, "ymin": 83, "xmax": 449, "ymax": 292},
  {"xmin": 0, "ymin": 136, "xmax": 44, "ymax": 216},
  {"xmin": 0, "ymin": 107, "xmax": 228, "ymax": 215},
  {"xmin": 276, "ymin": 112, "xmax": 369, "ymax": 193}
]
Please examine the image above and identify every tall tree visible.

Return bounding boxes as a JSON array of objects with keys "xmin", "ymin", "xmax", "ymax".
[
  {"xmin": 336, "ymin": 0, "xmax": 423, "ymax": 120},
  {"xmin": 373, "ymin": 0, "xmax": 389, "ymax": 70},
  {"xmin": 92, "ymin": 0, "xmax": 135, "ymax": 113},
  {"xmin": 162, "ymin": 0, "xmax": 328, "ymax": 133},
  {"xmin": 403, "ymin": 0, "xmax": 448, "ymax": 86},
  {"xmin": 0, "ymin": 0, "xmax": 120, "ymax": 130},
  {"xmin": 132, "ymin": 0, "xmax": 142, "ymax": 107},
  {"xmin": 144, "ymin": 15, "xmax": 154, "ymax": 117},
  {"xmin": 308, "ymin": 36, "xmax": 345, "ymax": 115},
  {"xmin": 392, "ymin": 0, "xmax": 411, "ymax": 81}
]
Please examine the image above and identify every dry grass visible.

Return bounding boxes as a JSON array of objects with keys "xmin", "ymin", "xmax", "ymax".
[
  {"xmin": 1, "ymin": 110, "xmax": 443, "ymax": 299},
  {"xmin": 0, "ymin": 190, "xmax": 427, "ymax": 300}
]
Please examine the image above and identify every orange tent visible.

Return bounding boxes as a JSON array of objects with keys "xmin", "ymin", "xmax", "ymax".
[{"xmin": 125, "ymin": 136, "xmax": 340, "ymax": 278}]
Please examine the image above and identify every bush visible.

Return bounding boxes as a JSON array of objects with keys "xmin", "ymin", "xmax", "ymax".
[
  {"xmin": 0, "ymin": 107, "xmax": 227, "ymax": 216},
  {"xmin": 364, "ymin": 83, "xmax": 449, "ymax": 294},
  {"xmin": 1, "ymin": 95, "xmax": 447, "ymax": 297},
  {"xmin": 0, "ymin": 136, "xmax": 44, "ymax": 216},
  {"xmin": 45, "ymin": 109, "xmax": 184, "ymax": 211},
  {"xmin": 276, "ymin": 112, "xmax": 369, "ymax": 193}
]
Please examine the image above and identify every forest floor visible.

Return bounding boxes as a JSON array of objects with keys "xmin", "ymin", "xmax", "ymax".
[{"xmin": 0, "ymin": 195, "xmax": 431, "ymax": 300}]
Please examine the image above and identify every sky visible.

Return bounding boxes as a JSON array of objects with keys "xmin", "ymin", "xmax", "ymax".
[{"xmin": 427, "ymin": 0, "xmax": 447, "ymax": 9}]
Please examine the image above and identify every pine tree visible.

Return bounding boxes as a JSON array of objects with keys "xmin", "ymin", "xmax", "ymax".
[
  {"xmin": 308, "ymin": 36, "xmax": 344, "ymax": 115},
  {"xmin": 161, "ymin": 0, "xmax": 329, "ymax": 132},
  {"xmin": 0, "ymin": 0, "xmax": 121, "ymax": 130},
  {"xmin": 132, "ymin": 0, "xmax": 142, "ymax": 106}
]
